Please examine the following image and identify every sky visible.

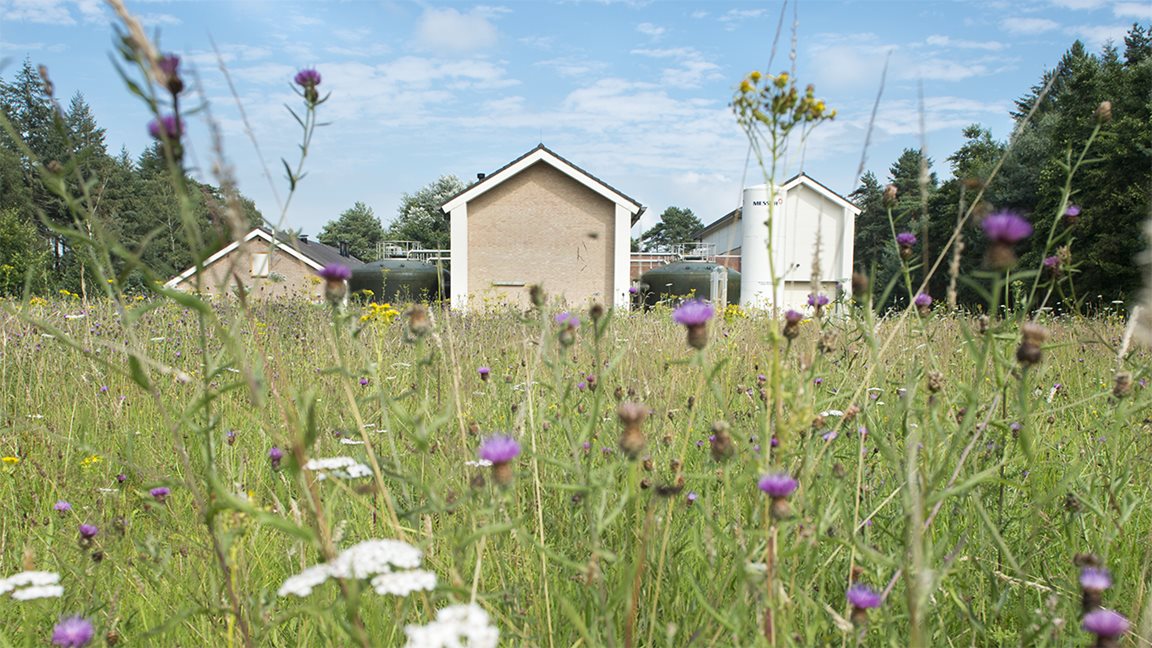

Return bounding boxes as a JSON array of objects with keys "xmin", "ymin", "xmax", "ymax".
[{"xmin": 1, "ymin": 0, "xmax": 1148, "ymax": 239}]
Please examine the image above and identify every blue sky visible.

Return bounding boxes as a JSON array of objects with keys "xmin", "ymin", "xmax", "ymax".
[{"xmin": 1, "ymin": 0, "xmax": 1148, "ymax": 238}]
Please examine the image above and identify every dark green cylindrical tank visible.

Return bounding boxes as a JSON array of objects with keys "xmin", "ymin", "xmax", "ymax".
[
  {"xmin": 350, "ymin": 259, "xmax": 449, "ymax": 303},
  {"xmin": 640, "ymin": 261, "xmax": 740, "ymax": 307}
]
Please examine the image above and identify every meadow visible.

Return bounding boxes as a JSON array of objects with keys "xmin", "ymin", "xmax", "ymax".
[{"xmin": 2, "ymin": 295, "xmax": 1149, "ymax": 646}]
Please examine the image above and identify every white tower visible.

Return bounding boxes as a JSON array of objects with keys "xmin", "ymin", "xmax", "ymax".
[{"xmin": 739, "ymin": 184, "xmax": 780, "ymax": 308}]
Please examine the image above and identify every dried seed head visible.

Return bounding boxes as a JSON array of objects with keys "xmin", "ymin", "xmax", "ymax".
[
  {"xmin": 528, "ymin": 284, "xmax": 545, "ymax": 308},
  {"xmin": 1113, "ymin": 372, "xmax": 1132, "ymax": 398},
  {"xmin": 1094, "ymin": 100, "xmax": 1112, "ymax": 123},
  {"xmin": 883, "ymin": 184, "xmax": 898, "ymax": 205},
  {"xmin": 405, "ymin": 304, "xmax": 432, "ymax": 339},
  {"xmin": 927, "ymin": 370, "xmax": 944, "ymax": 393},
  {"xmin": 818, "ymin": 330, "xmax": 837, "ymax": 354},
  {"xmin": 589, "ymin": 302, "xmax": 605, "ymax": 322},
  {"xmin": 851, "ymin": 272, "xmax": 870, "ymax": 300}
]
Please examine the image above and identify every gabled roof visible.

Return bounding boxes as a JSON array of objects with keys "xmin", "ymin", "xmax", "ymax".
[
  {"xmin": 695, "ymin": 173, "xmax": 860, "ymax": 238},
  {"xmin": 441, "ymin": 144, "xmax": 646, "ymax": 225},
  {"xmin": 164, "ymin": 227, "xmax": 363, "ymax": 288}
]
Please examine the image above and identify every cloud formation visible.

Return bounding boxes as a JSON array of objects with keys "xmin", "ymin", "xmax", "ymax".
[{"xmin": 415, "ymin": 7, "xmax": 500, "ymax": 52}]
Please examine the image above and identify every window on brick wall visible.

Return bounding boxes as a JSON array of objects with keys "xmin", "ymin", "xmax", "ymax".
[{"xmin": 251, "ymin": 253, "xmax": 270, "ymax": 277}]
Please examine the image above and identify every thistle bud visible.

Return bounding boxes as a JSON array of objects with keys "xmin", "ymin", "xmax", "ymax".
[
  {"xmin": 1094, "ymin": 100, "xmax": 1112, "ymax": 123},
  {"xmin": 1016, "ymin": 323, "xmax": 1049, "ymax": 369},
  {"xmin": 883, "ymin": 184, "xmax": 898, "ymax": 205},
  {"xmin": 709, "ymin": 420, "xmax": 736, "ymax": 462},
  {"xmin": 616, "ymin": 401, "xmax": 648, "ymax": 459}
]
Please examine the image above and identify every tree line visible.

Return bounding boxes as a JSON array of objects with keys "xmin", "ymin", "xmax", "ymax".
[{"xmin": 852, "ymin": 25, "xmax": 1151, "ymax": 308}]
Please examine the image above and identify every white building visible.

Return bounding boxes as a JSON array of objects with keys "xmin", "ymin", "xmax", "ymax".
[{"xmin": 696, "ymin": 173, "xmax": 859, "ymax": 310}]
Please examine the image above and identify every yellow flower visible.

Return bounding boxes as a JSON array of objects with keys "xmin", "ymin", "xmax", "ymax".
[
  {"xmin": 80, "ymin": 455, "xmax": 103, "ymax": 467},
  {"xmin": 1, "ymin": 456, "xmax": 19, "ymax": 465}
]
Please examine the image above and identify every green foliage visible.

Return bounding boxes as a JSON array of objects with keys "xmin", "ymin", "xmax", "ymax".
[
  {"xmin": 318, "ymin": 201, "xmax": 384, "ymax": 261},
  {"xmin": 387, "ymin": 175, "xmax": 466, "ymax": 249},
  {"xmin": 0, "ymin": 207, "xmax": 50, "ymax": 295},
  {"xmin": 639, "ymin": 206, "xmax": 703, "ymax": 252}
]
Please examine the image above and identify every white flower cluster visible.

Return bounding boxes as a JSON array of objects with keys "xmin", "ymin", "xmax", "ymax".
[
  {"xmin": 278, "ymin": 539, "xmax": 435, "ymax": 598},
  {"xmin": 0, "ymin": 571, "xmax": 63, "ymax": 600},
  {"xmin": 464, "ymin": 459, "xmax": 492, "ymax": 468},
  {"xmin": 303, "ymin": 456, "xmax": 372, "ymax": 481},
  {"xmin": 403, "ymin": 604, "xmax": 499, "ymax": 648}
]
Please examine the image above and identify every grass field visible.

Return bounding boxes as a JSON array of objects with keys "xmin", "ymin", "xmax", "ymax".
[{"xmin": 2, "ymin": 296, "xmax": 1149, "ymax": 646}]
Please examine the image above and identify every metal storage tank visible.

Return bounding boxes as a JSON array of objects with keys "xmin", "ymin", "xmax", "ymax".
[
  {"xmin": 640, "ymin": 261, "xmax": 741, "ymax": 307},
  {"xmin": 349, "ymin": 259, "xmax": 449, "ymax": 303}
]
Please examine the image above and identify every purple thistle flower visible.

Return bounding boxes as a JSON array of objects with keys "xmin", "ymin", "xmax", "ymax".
[
  {"xmin": 847, "ymin": 583, "xmax": 883, "ymax": 609},
  {"xmin": 1080, "ymin": 567, "xmax": 1113, "ymax": 592},
  {"xmin": 294, "ymin": 68, "xmax": 321, "ymax": 87},
  {"xmin": 1065, "ymin": 204, "xmax": 1082, "ymax": 219},
  {"xmin": 914, "ymin": 292, "xmax": 933, "ymax": 308},
  {"xmin": 807, "ymin": 293, "xmax": 830, "ymax": 307},
  {"xmin": 1082, "ymin": 609, "xmax": 1129, "ymax": 638},
  {"xmin": 981, "ymin": 211, "xmax": 1033, "ymax": 244},
  {"xmin": 757, "ymin": 473, "xmax": 798, "ymax": 498},
  {"xmin": 896, "ymin": 232, "xmax": 917, "ymax": 247},
  {"xmin": 116, "ymin": 473, "xmax": 127, "ymax": 483},
  {"xmin": 770, "ymin": 436, "xmax": 779, "ymax": 448},
  {"xmin": 359, "ymin": 377, "xmax": 369, "ymax": 386},
  {"xmin": 686, "ymin": 491, "xmax": 698, "ymax": 504},
  {"xmin": 54, "ymin": 500, "xmax": 72, "ymax": 513},
  {"xmin": 78, "ymin": 524, "xmax": 98, "ymax": 540},
  {"xmin": 672, "ymin": 300, "xmax": 714, "ymax": 326},
  {"xmin": 478, "ymin": 435, "xmax": 521, "ymax": 464},
  {"xmin": 628, "ymin": 286, "xmax": 639, "ymax": 295},
  {"xmin": 147, "ymin": 114, "xmax": 182, "ymax": 140},
  {"xmin": 317, "ymin": 264, "xmax": 351, "ymax": 282},
  {"xmin": 784, "ymin": 309, "xmax": 803, "ymax": 324},
  {"xmin": 157, "ymin": 54, "xmax": 180, "ymax": 77},
  {"xmin": 478, "ymin": 366, "xmax": 490, "ymax": 380},
  {"xmin": 226, "ymin": 429, "xmax": 237, "ymax": 446},
  {"xmin": 269, "ymin": 446, "xmax": 284, "ymax": 470},
  {"xmin": 555, "ymin": 312, "xmax": 580, "ymax": 328},
  {"xmin": 577, "ymin": 381, "xmax": 587, "ymax": 391},
  {"xmin": 99, "ymin": 385, "xmax": 108, "ymax": 393},
  {"xmin": 814, "ymin": 377, "xmax": 823, "ymax": 386},
  {"xmin": 51, "ymin": 616, "xmax": 94, "ymax": 648},
  {"xmin": 149, "ymin": 487, "xmax": 170, "ymax": 502}
]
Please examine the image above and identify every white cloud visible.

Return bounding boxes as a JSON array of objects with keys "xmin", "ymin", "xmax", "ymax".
[
  {"xmin": 138, "ymin": 13, "xmax": 181, "ymax": 27},
  {"xmin": 924, "ymin": 35, "xmax": 1007, "ymax": 51},
  {"xmin": 1114, "ymin": 2, "xmax": 1152, "ymax": 19},
  {"xmin": 519, "ymin": 35, "xmax": 555, "ymax": 50},
  {"xmin": 4, "ymin": 0, "xmax": 75, "ymax": 24},
  {"xmin": 536, "ymin": 56, "xmax": 609, "ymax": 77},
  {"xmin": 637, "ymin": 22, "xmax": 665, "ymax": 38},
  {"xmin": 1000, "ymin": 17, "xmax": 1060, "ymax": 34},
  {"xmin": 415, "ymin": 7, "xmax": 499, "ymax": 52},
  {"xmin": 0, "ymin": 41, "xmax": 67, "ymax": 53},
  {"xmin": 631, "ymin": 47, "xmax": 724, "ymax": 88},
  {"xmin": 1068, "ymin": 24, "xmax": 1133, "ymax": 46},
  {"xmin": 1050, "ymin": 0, "xmax": 1108, "ymax": 8}
]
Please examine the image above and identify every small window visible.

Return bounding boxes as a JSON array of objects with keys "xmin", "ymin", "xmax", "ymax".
[{"xmin": 251, "ymin": 253, "xmax": 270, "ymax": 277}]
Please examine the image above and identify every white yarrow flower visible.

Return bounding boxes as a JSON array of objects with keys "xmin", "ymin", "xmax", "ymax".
[
  {"xmin": 403, "ymin": 604, "xmax": 499, "ymax": 648},
  {"xmin": 371, "ymin": 570, "xmax": 436, "ymax": 596},
  {"xmin": 465, "ymin": 459, "xmax": 493, "ymax": 468},
  {"xmin": 11, "ymin": 584, "xmax": 64, "ymax": 600},
  {"xmin": 305, "ymin": 456, "xmax": 372, "ymax": 480},
  {"xmin": 277, "ymin": 564, "xmax": 332, "ymax": 598}
]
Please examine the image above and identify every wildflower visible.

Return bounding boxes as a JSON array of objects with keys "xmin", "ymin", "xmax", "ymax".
[
  {"xmin": 807, "ymin": 293, "xmax": 830, "ymax": 317},
  {"xmin": 370, "ymin": 570, "xmax": 438, "ymax": 596},
  {"xmin": 783, "ymin": 309, "xmax": 803, "ymax": 340},
  {"xmin": 317, "ymin": 264, "xmax": 351, "ymax": 305},
  {"xmin": 149, "ymin": 487, "xmax": 170, "ymax": 502},
  {"xmin": 1043, "ymin": 255, "xmax": 1062, "ymax": 277},
  {"xmin": 555, "ymin": 311, "xmax": 580, "ymax": 347},
  {"xmin": 478, "ymin": 435, "xmax": 521, "ymax": 486},
  {"xmin": 709, "ymin": 420, "xmax": 735, "ymax": 462},
  {"xmin": 758, "ymin": 472, "xmax": 798, "ymax": 520},
  {"xmin": 914, "ymin": 292, "xmax": 932, "ymax": 315},
  {"xmin": 51, "ymin": 616, "xmax": 94, "ymax": 648},
  {"xmin": 672, "ymin": 300, "xmax": 714, "ymax": 350},
  {"xmin": 279, "ymin": 539, "xmax": 433, "ymax": 598},
  {"xmin": 303, "ymin": 456, "xmax": 372, "ymax": 481},
  {"xmin": 616, "ymin": 401, "xmax": 649, "ymax": 459},
  {"xmin": 1, "ymin": 571, "xmax": 63, "ymax": 599},
  {"xmin": 405, "ymin": 304, "xmax": 432, "ymax": 340},
  {"xmin": 1016, "ymin": 322, "xmax": 1048, "ymax": 369},
  {"xmin": 847, "ymin": 583, "xmax": 882, "ymax": 626},
  {"xmin": 478, "ymin": 366, "xmax": 490, "ymax": 382},
  {"xmin": 981, "ymin": 211, "xmax": 1032, "ymax": 269},
  {"xmin": 359, "ymin": 377, "xmax": 369, "ymax": 386},
  {"xmin": 403, "ymin": 603, "xmax": 499, "ymax": 648},
  {"xmin": 116, "ymin": 473, "xmax": 127, "ymax": 483},
  {"xmin": 157, "ymin": 53, "xmax": 183, "ymax": 95},
  {"xmin": 147, "ymin": 114, "xmax": 182, "ymax": 141},
  {"xmin": 1065, "ymin": 204, "xmax": 1082, "ymax": 224},
  {"xmin": 896, "ymin": 232, "xmax": 917, "ymax": 260},
  {"xmin": 686, "ymin": 491, "xmax": 698, "ymax": 506},
  {"xmin": 12, "ymin": 584, "xmax": 65, "ymax": 600},
  {"xmin": 269, "ymin": 446, "xmax": 284, "ymax": 471},
  {"xmin": 54, "ymin": 500, "xmax": 72, "ymax": 514},
  {"xmin": 1081, "ymin": 609, "xmax": 1128, "ymax": 647},
  {"xmin": 1080, "ymin": 566, "xmax": 1112, "ymax": 613},
  {"xmin": 2, "ymin": 456, "xmax": 20, "ymax": 465},
  {"xmin": 294, "ymin": 67, "xmax": 322, "ymax": 104},
  {"xmin": 1113, "ymin": 372, "xmax": 1132, "ymax": 398},
  {"xmin": 78, "ymin": 524, "xmax": 98, "ymax": 541},
  {"xmin": 628, "ymin": 285, "xmax": 639, "ymax": 295}
]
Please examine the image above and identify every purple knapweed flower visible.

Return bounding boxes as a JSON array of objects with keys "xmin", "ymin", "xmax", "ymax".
[
  {"xmin": 51, "ymin": 616, "xmax": 94, "ymax": 648},
  {"xmin": 78, "ymin": 524, "xmax": 98, "ymax": 540},
  {"xmin": 478, "ymin": 366, "xmax": 490, "ymax": 381},
  {"xmin": 359, "ymin": 377, "xmax": 369, "ymax": 386},
  {"xmin": 577, "ymin": 381, "xmax": 587, "ymax": 391},
  {"xmin": 294, "ymin": 68, "xmax": 321, "ymax": 88},
  {"xmin": 555, "ymin": 312, "xmax": 580, "ymax": 328},
  {"xmin": 896, "ymin": 232, "xmax": 917, "ymax": 247},
  {"xmin": 757, "ymin": 473, "xmax": 798, "ymax": 498},
  {"xmin": 814, "ymin": 377, "xmax": 824, "ymax": 386},
  {"xmin": 981, "ymin": 211, "xmax": 1033, "ymax": 244},
  {"xmin": 158, "ymin": 54, "xmax": 180, "ymax": 78},
  {"xmin": 1065, "ymin": 204, "xmax": 1082, "ymax": 221},
  {"xmin": 54, "ymin": 500, "xmax": 72, "ymax": 513},
  {"xmin": 686, "ymin": 491, "xmax": 698, "ymax": 505},
  {"xmin": 1082, "ymin": 609, "xmax": 1129, "ymax": 639},
  {"xmin": 147, "ymin": 114, "xmax": 182, "ymax": 141},
  {"xmin": 478, "ymin": 435, "xmax": 521, "ymax": 464},
  {"xmin": 784, "ymin": 309, "xmax": 803, "ymax": 324},
  {"xmin": 317, "ymin": 264, "xmax": 351, "ymax": 282},
  {"xmin": 99, "ymin": 385, "xmax": 108, "ymax": 393},
  {"xmin": 269, "ymin": 446, "xmax": 284, "ymax": 470},
  {"xmin": 847, "ymin": 583, "xmax": 882, "ymax": 609},
  {"xmin": 914, "ymin": 292, "xmax": 932, "ymax": 308},
  {"xmin": 1043, "ymin": 256, "xmax": 1060, "ymax": 269},
  {"xmin": 628, "ymin": 286, "xmax": 639, "ymax": 295},
  {"xmin": 807, "ymin": 293, "xmax": 830, "ymax": 307},
  {"xmin": 1080, "ymin": 567, "xmax": 1112, "ymax": 592},
  {"xmin": 116, "ymin": 473, "xmax": 127, "ymax": 483},
  {"xmin": 149, "ymin": 487, "xmax": 170, "ymax": 502},
  {"xmin": 672, "ymin": 300, "xmax": 714, "ymax": 326}
]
